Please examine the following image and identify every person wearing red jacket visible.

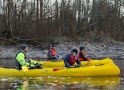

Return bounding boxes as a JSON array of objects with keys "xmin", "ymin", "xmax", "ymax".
[
  {"xmin": 78, "ymin": 46, "xmax": 91, "ymax": 61},
  {"xmin": 47, "ymin": 45, "xmax": 62, "ymax": 61}
]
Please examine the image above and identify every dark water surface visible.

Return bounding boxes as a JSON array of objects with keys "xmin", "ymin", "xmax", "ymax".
[{"xmin": 0, "ymin": 58, "xmax": 123, "ymax": 90}]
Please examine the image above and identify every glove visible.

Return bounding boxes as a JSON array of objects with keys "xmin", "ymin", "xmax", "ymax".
[
  {"xmin": 29, "ymin": 64, "xmax": 35, "ymax": 69},
  {"xmin": 34, "ymin": 63, "xmax": 43, "ymax": 69},
  {"xmin": 35, "ymin": 63, "xmax": 39, "ymax": 65}
]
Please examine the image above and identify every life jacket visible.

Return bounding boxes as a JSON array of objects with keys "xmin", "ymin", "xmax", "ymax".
[
  {"xmin": 68, "ymin": 54, "xmax": 76, "ymax": 66},
  {"xmin": 47, "ymin": 48, "xmax": 56, "ymax": 58},
  {"xmin": 15, "ymin": 50, "xmax": 28, "ymax": 70}
]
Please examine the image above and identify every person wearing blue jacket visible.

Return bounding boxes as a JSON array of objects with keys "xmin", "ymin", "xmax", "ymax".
[{"xmin": 64, "ymin": 48, "xmax": 81, "ymax": 68}]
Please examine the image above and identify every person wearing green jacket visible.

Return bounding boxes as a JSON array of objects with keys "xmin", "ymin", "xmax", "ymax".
[{"xmin": 15, "ymin": 44, "xmax": 42, "ymax": 70}]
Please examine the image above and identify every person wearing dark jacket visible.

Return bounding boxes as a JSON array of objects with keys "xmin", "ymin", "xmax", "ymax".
[
  {"xmin": 15, "ymin": 44, "xmax": 42, "ymax": 70},
  {"xmin": 78, "ymin": 46, "xmax": 91, "ymax": 61},
  {"xmin": 64, "ymin": 48, "xmax": 81, "ymax": 68},
  {"xmin": 47, "ymin": 45, "xmax": 62, "ymax": 61}
]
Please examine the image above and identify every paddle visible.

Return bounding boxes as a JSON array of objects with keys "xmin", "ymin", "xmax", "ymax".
[{"xmin": 21, "ymin": 66, "xmax": 28, "ymax": 72}]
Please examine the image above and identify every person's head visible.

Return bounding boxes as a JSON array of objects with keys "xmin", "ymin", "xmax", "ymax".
[
  {"xmin": 51, "ymin": 45, "xmax": 56, "ymax": 50},
  {"xmin": 71, "ymin": 48, "xmax": 78, "ymax": 56},
  {"xmin": 21, "ymin": 44, "xmax": 28, "ymax": 53},
  {"xmin": 80, "ymin": 46, "xmax": 85, "ymax": 51}
]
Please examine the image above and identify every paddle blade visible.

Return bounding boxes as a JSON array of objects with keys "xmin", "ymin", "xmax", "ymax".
[{"xmin": 22, "ymin": 66, "xmax": 28, "ymax": 72}]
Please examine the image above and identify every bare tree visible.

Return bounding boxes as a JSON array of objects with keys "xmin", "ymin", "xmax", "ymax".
[{"xmin": 0, "ymin": 0, "xmax": 124, "ymax": 45}]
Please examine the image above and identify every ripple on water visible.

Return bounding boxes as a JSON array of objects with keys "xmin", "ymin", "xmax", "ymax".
[{"xmin": 0, "ymin": 76, "xmax": 121, "ymax": 90}]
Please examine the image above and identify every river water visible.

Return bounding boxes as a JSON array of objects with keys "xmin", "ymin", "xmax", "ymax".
[{"xmin": 0, "ymin": 58, "xmax": 123, "ymax": 90}]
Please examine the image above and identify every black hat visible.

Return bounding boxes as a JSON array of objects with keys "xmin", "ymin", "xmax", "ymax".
[
  {"xmin": 21, "ymin": 44, "xmax": 28, "ymax": 50},
  {"xmin": 80, "ymin": 46, "xmax": 85, "ymax": 51},
  {"xmin": 71, "ymin": 48, "xmax": 78, "ymax": 55}
]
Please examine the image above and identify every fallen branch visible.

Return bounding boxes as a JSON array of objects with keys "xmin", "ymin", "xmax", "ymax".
[
  {"xmin": 11, "ymin": 37, "xmax": 51, "ymax": 49},
  {"xmin": 12, "ymin": 38, "xmax": 49, "ymax": 45},
  {"xmin": 76, "ymin": 14, "xmax": 110, "ymax": 33},
  {"xmin": 0, "ymin": 37, "xmax": 19, "ymax": 45}
]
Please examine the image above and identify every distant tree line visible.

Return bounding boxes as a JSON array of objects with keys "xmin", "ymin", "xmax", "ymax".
[{"xmin": 0, "ymin": 0, "xmax": 124, "ymax": 45}]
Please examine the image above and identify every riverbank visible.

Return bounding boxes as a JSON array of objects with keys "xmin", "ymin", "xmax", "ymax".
[{"xmin": 0, "ymin": 38, "xmax": 124, "ymax": 59}]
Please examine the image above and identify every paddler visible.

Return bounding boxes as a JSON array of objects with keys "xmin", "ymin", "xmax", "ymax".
[
  {"xmin": 64, "ymin": 48, "xmax": 81, "ymax": 68},
  {"xmin": 47, "ymin": 45, "xmax": 62, "ymax": 62},
  {"xmin": 15, "ymin": 44, "xmax": 42, "ymax": 70},
  {"xmin": 78, "ymin": 46, "xmax": 91, "ymax": 61}
]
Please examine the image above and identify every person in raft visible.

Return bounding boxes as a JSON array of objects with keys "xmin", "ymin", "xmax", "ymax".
[
  {"xmin": 15, "ymin": 44, "xmax": 42, "ymax": 70},
  {"xmin": 64, "ymin": 48, "xmax": 81, "ymax": 68},
  {"xmin": 47, "ymin": 45, "xmax": 62, "ymax": 62},
  {"xmin": 78, "ymin": 46, "xmax": 91, "ymax": 61}
]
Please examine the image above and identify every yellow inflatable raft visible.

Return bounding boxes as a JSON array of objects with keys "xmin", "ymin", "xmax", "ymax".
[
  {"xmin": 39, "ymin": 58, "xmax": 113, "ymax": 67},
  {"xmin": 0, "ymin": 63, "xmax": 120, "ymax": 76}
]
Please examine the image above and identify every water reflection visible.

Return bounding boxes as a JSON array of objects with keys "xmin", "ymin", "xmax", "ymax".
[{"xmin": 0, "ymin": 75, "xmax": 120, "ymax": 90}]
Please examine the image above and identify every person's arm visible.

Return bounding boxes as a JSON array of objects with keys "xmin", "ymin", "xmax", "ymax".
[
  {"xmin": 26, "ymin": 53, "xmax": 37, "ymax": 65},
  {"xmin": 30, "ymin": 59, "xmax": 37, "ymax": 65},
  {"xmin": 76, "ymin": 59, "xmax": 81, "ymax": 67},
  {"xmin": 16, "ymin": 53, "xmax": 30, "ymax": 67},
  {"xmin": 48, "ymin": 50, "xmax": 57, "ymax": 59},
  {"xmin": 80, "ymin": 52, "xmax": 87, "ymax": 60},
  {"xmin": 64, "ymin": 54, "xmax": 71, "ymax": 67}
]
